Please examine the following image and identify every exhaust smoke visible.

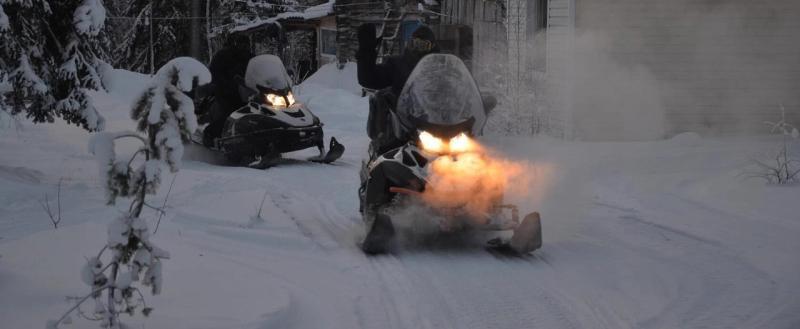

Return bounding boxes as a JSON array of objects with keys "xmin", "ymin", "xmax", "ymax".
[{"xmin": 419, "ymin": 142, "xmax": 553, "ymax": 224}]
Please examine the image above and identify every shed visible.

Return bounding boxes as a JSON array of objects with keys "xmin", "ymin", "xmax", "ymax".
[{"xmin": 228, "ymin": 1, "xmax": 338, "ymax": 82}]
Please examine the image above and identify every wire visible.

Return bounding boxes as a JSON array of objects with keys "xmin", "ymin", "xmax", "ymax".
[
  {"xmin": 107, "ymin": 16, "xmax": 224, "ymax": 21},
  {"xmin": 105, "ymin": 1, "xmax": 388, "ymax": 21}
]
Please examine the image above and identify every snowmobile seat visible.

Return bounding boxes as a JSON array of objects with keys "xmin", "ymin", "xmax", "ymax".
[{"xmin": 367, "ymin": 88, "xmax": 408, "ymax": 158}]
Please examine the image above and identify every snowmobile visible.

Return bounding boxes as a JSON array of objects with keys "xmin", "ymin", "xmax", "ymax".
[
  {"xmin": 358, "ymin": 54, "xmax": 542, "ymax": 255},
  {"xmin": 192, "ymin": 54, "xmax": 344, "ymax": 168}
]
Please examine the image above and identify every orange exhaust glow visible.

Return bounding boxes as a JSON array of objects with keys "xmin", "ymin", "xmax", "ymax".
[
  {"xmin": 418, "ymin": 140, "xmax": 553, "ymax": 224},
  {"xmin": 422, "ymin": 152, "xmax": 518, "ymax": 221}
]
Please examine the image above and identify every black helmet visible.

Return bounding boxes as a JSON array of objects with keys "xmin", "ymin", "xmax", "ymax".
[
  {"xmin": 395, "ymin": 54, "xmax": 486, "ymax": 138},
  {"xmin": 412, "ymin": 25, "xmax": 435, "ymax": 42}
]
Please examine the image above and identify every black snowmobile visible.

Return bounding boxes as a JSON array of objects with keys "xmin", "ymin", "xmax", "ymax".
[
  {"xmin": 359, "ymin": 54, "xmax": 542, "ymax": 255},
  {"xmin": 193, "ymin": 54, "xmax": 344, "ymax": 168}
]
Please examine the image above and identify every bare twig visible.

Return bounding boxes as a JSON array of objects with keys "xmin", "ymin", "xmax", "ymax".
[
  {"xmin": 751, "ymin": 105, "xmax": 799, "ymax": 184},
  {"xmin": 40, "ymin": 179, "xmax": 63, "ymax": 229},
  {"xmin": 153, "ymin": 174, "xmax": 177, "ymax": 235},
  {"xmin": 142, "ymin": 202, "xmax": 167, "ymax": 215},
  {"xmin": 126, "ymin": 148, "xmax": 148, "ymax": 169},
  {"xmin": 64, "ymin": 295, "xmax": 103, "ymax": 321},
  {"xmin": 57, "ymin": 178, "xmax": 62, "ymax": 223},
  {"xmin": 255, "ymin": 189, "xmax": 269, "ymax": 220},
  {"xmin": 51, "ymin": 285, "xmax": 110, "ymax": 328}
]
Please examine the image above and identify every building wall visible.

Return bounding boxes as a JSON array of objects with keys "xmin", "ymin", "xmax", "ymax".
[
  {"xmin": 565, "ymin": 0, "xmax": 800, "ymax": 136},
  {"xmin": 439, "ymin": 0, "xmax": 505, "ymax": 88},
  {"xmin": 333, "ymin": 1, "xmax": 440, "ymax": 63}
]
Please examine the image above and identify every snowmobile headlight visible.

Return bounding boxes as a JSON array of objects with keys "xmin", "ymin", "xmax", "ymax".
[
  {"xmin": 419, "ymin": 131, "xmax": 474, "ymax": 154},
  {"xmin": 448, "ymin": 133, "xmax": 473, "ymax": 153},
  {"xmin": 286, "ymin": 92, "xmax": 296, "ymax": 106},
  {"xmin": 418, "ymin": 131, "xmax": 445, "ymax": 153},
  {"xmin": 264, "ymin": 93, "xmax": 287, "ymax": 108}
]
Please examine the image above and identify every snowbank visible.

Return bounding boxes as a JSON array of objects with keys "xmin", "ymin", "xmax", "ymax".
[{"xmin": 299, "ymin": 62, "xmax": 361, "ymax": 96}]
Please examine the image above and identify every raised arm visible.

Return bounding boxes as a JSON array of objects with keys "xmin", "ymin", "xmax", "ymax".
[{"xmin": 356, "ymin": 23, "xmax": 393, "ymax": 90}]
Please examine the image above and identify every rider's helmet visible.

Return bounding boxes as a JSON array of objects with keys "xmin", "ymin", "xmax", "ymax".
[{"xmin": 395, "ymin": 54, "xmax": 487, "ymax": 144}]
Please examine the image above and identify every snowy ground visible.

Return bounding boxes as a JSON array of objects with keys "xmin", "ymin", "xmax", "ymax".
[{"xmin": 1, "ymin": 64, "xmax": 799, "ymax": 329}]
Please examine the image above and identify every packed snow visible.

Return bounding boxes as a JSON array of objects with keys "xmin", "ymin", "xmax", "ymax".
[
  {"xmin": 0, "ymin": 63, "xmax": 799, "ymax": 329},
  {"xmin": 0, "ymin": 5, "xmax": 9, "ymax": 32}
]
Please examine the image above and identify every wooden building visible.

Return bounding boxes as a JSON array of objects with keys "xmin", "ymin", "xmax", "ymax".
[
  {"xmin": 333, "ymin": 0, "xmax": 441, "ymax": 64},
  {"xmin": 227, "ymin": 0, "xmax": 441, "ymax": 79}
]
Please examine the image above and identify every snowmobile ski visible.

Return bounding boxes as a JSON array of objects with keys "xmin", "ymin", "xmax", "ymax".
[
  {"xmin": 361, "ymin": 213, "xmax": 395, "ymax": 255},
  {"xmin": 509, "ymin": 212, "xmax": 542, "ymax": 254},
  {"xmin": 247, "ymin": 153, "xmax": 282, "ymax": 169},
  {"xmin": 482, "ymin": 213, "xmax": 542, "ymax": 256},
  {"xmin": 308, "ymin": 137, "xmax": 345, "ymax": 164}
]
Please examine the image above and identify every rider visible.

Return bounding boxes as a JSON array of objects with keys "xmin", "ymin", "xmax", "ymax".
[
  {"xmin": 359, "ymin": 54, "xmax": 487, "ymax": 254},
  {"xmin": 357, "ymin": 23, "xmax": 439, "ymax": 97},
  {"xmin": 357, "ymin": 23, "xmax": 440, "ymax": 154},
  {"xmin": 204, "ymin": 33, "xmax": 254, "ymax": 146}
]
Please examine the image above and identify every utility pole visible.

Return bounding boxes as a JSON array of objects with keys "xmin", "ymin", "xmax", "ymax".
[
  {"xmin": 149, "ymin": 0, "xmax": 154, "ymax": 74},
  {"xmin": 206, "ymin": 0, "xmax": 213, "ymax": 62},
  {"xmin": 190, "ymin": 0, "xmax": 203, "ymax": 60},
  {"xmin": 506, "ymin": 0, "xmax": 527, "ymax": 123}
]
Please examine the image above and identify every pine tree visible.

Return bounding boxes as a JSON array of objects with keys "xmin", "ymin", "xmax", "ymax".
[{"xmin": 0, "ymin": 0, "xmax": 109, "ymax": 131}]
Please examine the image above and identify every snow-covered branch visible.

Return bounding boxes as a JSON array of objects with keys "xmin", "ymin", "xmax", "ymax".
[{"xmin": 0, "ymin": 0, "xmax": 108, "ymax": 131}]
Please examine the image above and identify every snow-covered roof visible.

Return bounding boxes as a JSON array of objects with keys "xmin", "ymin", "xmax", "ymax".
[{"xmin": 231, "ymin": 0, "xmax": 335, "ymax": 33}]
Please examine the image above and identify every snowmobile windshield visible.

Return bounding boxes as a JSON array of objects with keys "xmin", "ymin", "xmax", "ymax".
[
  {"xmin": 396, "ymin": 54, "xmax": 486, "ymax": 137},
  {"xmin": 245, "ymin": 55, "xmax": 292, "ymax": 93}
]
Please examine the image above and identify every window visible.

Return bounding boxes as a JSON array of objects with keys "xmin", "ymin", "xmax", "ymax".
[{"xmin": 320, "ymin": 29, "xmax": 336, "ymax": 56}]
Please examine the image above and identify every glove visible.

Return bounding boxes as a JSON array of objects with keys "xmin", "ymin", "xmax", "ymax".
[{"xmin": 358, "ymin": 23, "xmax": 382, "ymax": 52}]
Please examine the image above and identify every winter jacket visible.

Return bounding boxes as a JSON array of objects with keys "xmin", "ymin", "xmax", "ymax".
[{"xmin": 209, "ymin": 47, "xmax": 253, "ymax": 103}]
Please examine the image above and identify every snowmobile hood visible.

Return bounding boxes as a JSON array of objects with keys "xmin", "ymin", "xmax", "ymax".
[
  {"xmin": 396, "ymin": 54, "xmax": 487, "ymax": 136},
  {"xmin": 245, "ymin": 55, "xmax": 292, "ymax": 92},
  {"xmin": 229, "ymin": 103, "xmax": 319, "ymax": 129}
]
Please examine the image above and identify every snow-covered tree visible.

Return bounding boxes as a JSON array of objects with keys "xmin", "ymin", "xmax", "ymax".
[
  {"xmin": 107, "ymin": 1, "xmax": 193, "ymax": 73},
  {"xmin": 209, "ymin": 0, "xmax": 303, "ymax": 37},
  {"xmin": 49, "ymin": 58, "xmax": 210, "ymax": 329},
  {"xmin": 0, "ymin": 0, "xmax": 109, "ymax": 131}
]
